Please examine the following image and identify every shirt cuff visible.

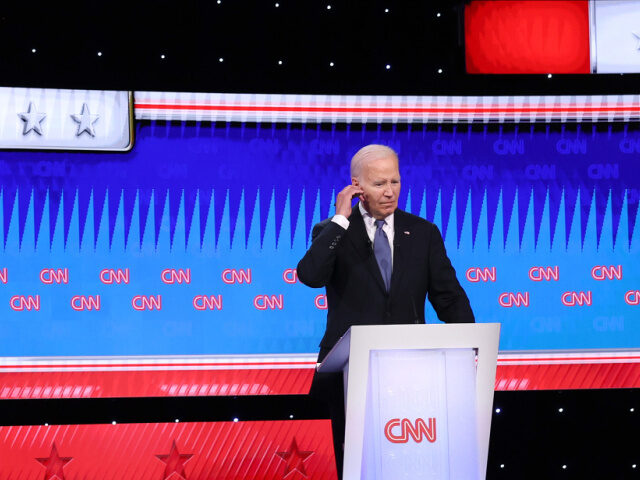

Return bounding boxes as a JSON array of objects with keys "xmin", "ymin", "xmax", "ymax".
[{"xmin": 331, "ymin": 215, "xmax": 350, "ymax": 230}]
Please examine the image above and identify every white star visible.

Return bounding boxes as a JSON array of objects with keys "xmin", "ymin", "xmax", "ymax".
[
  {"xmin": 633, "ymin": 32, "xmax": 640, "ymax": 50},
  {"xmin": 71, "ymin": 103, "xmax": 99, "ymax": 137},
  {"xmin": 18, "ymin": 102, "xmax": 46, "ymax": 135}
]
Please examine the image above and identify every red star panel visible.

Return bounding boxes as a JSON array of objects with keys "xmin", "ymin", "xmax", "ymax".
[
  {"xmin": 36, "ymin": 443, "xmax": 73, "ymax": 480},
  {"xmin": 276, "ymin": 438, "xmax": 314, "ymax": 478},
  {"xmin": 156, "ymin": 440, "xmax": 193, "ymax": 480},
  {"xmin": 0, "ymin": 420, "xmax": 337, "ymax": 480}
]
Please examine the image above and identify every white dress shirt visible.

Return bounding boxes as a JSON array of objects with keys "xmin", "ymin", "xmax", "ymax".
[{"xmin": 331, "ymin": 203, "xmax": 395, "ymax": 264}]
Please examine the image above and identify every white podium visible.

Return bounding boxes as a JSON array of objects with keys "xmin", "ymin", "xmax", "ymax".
[{"xmin": 317, "ymin": 323, "xmax": 500, "ymax": 480}]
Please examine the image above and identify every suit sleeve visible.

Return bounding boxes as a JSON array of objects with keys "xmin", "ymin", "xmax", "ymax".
[
  {"xmin": 426, "ymin": 224, "xmax": 475, "ymax": 323},
  {"xmin": 296, "ymin": 219, "xmax": 347, "ymax": 288}
]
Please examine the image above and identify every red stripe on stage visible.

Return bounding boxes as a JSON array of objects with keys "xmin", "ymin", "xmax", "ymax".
[
  {"xmin": 498, "ymin": 356, "xmax": 640, "ymax": 363},
  {"xmin": 1, "ymin": 360, "xmax": 640, "ymax": 398},
  {"xmin": 0, "ymin": 368, "xmax": 315, "ymax": 399},
  {"xmin": 0, "ymin": 361, "xmax": 317, "ymax": 369}
]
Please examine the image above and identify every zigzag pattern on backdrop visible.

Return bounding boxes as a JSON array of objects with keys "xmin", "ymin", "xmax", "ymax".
[
  {"xmin": 1, "ymin": 186, "xmax": 638, "ymax": 255},
  {"xmin": 2, "ymin": 121, "xmax": 639, "ymax": 257}
]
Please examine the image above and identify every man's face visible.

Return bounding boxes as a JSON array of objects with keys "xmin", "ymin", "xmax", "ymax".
[{"xmin": 353, "ymin": 155, "xmax": 401, "ymax": 220}]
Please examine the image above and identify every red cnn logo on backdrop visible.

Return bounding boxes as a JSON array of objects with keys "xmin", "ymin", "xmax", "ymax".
[
  {"xmin": 10, "ymin": 295, "xmax": 40, "ymax": 311},
  {"xmin": 40, "ymin": 268, "xmax": 69, "ymax": 284},
  {"xmin": 161, "ymin": 268, "xmax": 191, "ymax": 284},
  {"xmin": 529, "ymin": 266, "xmax": 559, "ymax": 281},
  {"xmin": 222, "ymin": 268, "xmax": 252, "ymax": 284},
  {"xmin": 193, "ymin": 295, "xmax": 223, "ymax": 310},
  {"xmin": 132, "ymin": 295, "xmax": 162, "ymax": 311},
  {"xmin": 499, "ymin": 292, "xmax": 529, "ymax": 307},
  {"xmin": 465, "ymin": 267, "xmax": 496, "ymax": 282},
  {"xmin": 625, "ymin": 290, "xmax": 640, "ymax": 305},
  {"xmin": 0, "ymin": 268, "xmax": 7, "ymax": 284},
  {"xmin": 561, "ymin": 291, "xmax": 592, "ymax": 307},
  {"xmin": 100, "ymin": 268, "xmax": 130, "ymax": 284},
  {"xmin": 315, "ymin": 294, "xmax": 328, "ymax": 310},
  {"xmin": 384, "ymin": 418, "xmax": 436, "ymax": 444},
  {"xmin": 71, "ymin": 295, "xmax": 101, "ymax": 311},
  {"xmin": 253, "ymin": 295, "xmax": 284, "ymax": 310},
  {"xmin": 591, "ymin": 265, "xmax": 622, "ymax": 281},
  {"xmin": 282, "ymin": 268, "xmax": 298, "ymax": 284}
]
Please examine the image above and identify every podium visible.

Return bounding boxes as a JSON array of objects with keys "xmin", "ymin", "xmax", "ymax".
[{"xmin": 317, "ymin": 323, "xmax": 500, "ymax": 480}]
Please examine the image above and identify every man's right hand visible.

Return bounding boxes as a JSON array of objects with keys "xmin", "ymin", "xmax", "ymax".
[{"xmin": 335, "ymin": 185, "xmax": 364, "ymax": 218}]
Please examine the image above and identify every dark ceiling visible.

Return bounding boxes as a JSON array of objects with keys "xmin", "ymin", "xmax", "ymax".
[{"xmin": 1, "ymin": 0, "xmax": 639, "ymax": 96}]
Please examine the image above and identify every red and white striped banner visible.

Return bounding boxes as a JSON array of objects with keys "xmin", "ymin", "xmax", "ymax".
[
  {"xmin": 133, "ymin": 91, "xmax": 640, "ymax": 123},
  {"xmin": 2, "ymin": 350, "xmax": 640, "ymax": 399}
]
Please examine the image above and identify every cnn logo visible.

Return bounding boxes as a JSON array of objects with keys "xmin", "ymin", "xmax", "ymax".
[
  {"xmin": 591, "ymin": 265, "xmax": 622, "ymax": 281},
  {"xmin": 384, "ymin": 418, "xmax": 436, "ymax": 444},
  {"xmin": 315, "ymin": 294, "xmax": 328, "ymax": 310},
  {"xmin": 222, "ymin": 268, "xmax": 252, "ymax": 284},
  {"xmin": 499, "ymin": 292, "xmax": 529, "ymax": 308},
  {"xmin": 528, "ymin": 266, "xmax": 559, "ymax": 282},
  {"xmin": 561, "ymin": 291, "xmax": 592, "ymax": 307},
  {"xmin": 100, "ymin": 268, "xmax": 130, "ymax": 284},
  {"xmin": 625, "ymin": 290, "xmax": 640, "ymax": 305},
  {"xmin": 71, "ymin": 295, "xmax": 101, "ymax": 311},
  {"xmin": 10, "ymin": 295, "xmax": 40, "ymax": 311},
  {"xmin": 282, "ymin": 268, "xmax": 298, "ymax": 284},
  {"xmin": 132, "ymin": 295, "xmax": 162, "ymax": 311},
  {"xmin": 465, "ymin": 267, "xmax": 496, "ymax": 283},
  {"xmin": 193, "ymin": 295, "xmax": 223, "ymax": 310},
  {"xmin": 253, "ymin": 295, "xmax": 284, "ymax": 310},
  {"xmin": 161, "ymin": 268, "xmax": 191, "ymax": 284},
  {"xmin": 40, "ymin": 268, "xmax": 69, "ymax": 284}
]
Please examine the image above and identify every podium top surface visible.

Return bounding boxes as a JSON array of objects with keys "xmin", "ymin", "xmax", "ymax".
[{"xmin": 317, "ymin": 323, "xmax": 500, "ymax": 373}]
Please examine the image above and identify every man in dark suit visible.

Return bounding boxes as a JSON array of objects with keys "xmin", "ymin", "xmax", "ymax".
[
  {"xmin": 298, "ymin": 144, "xmax": 475, "ymax": 359},
  {"xmin": 296, "ymin": 144, "xmax": 474, "ymax": 478}
]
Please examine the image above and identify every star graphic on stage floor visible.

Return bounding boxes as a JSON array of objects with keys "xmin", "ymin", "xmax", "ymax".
[
  {"xmin": 70, "ymin": 103, "xmax": 99, "ymax": 137},
  {"xmin": 276, "ymin": 437, "xmax": 314, "ymax": 478},
  {"xmin": 35, "ymin": 442, "xmax": 73, "ymax": 480},
  {"xmin": 156, "ymin": 440, "xmax": 194, "ymax": 480},
  {"xmin": 18, "ymin": 101, "xmax": 46, "ymax": 135}
]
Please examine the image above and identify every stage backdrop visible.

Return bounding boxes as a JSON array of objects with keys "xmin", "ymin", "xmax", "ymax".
[{"xmin": 1, "ymin": 121, "xmax": 639, "ymax": 357}]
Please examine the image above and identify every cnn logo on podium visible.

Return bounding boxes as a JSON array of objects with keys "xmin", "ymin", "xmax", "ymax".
[{"xmin": 384, "ymin": 417, "xmax": 436, "ymax": 444}]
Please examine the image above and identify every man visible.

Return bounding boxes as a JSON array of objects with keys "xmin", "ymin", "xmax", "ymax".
[
  {"xmin": 297, "ymin": 144, "xmax": 474, "ymax": 477},
  {"xmin": 298, "ymin": 144, "xmax": 474, "ymax": 361}
]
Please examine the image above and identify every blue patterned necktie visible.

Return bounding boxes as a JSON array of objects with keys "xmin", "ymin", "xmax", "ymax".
[{"xmin": 374, "ymin": 219, "xmax": 392, "ymax": 291}]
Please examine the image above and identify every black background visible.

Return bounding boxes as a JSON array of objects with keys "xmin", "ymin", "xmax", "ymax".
[{"xmin": 1, "ymin": 0, "xmax": 640, "ymax": 95}]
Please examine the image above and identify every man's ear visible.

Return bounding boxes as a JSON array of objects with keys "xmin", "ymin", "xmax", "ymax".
[{"xmin": 351, "ymin": 177, "xmax": 359, "ymax": 186}]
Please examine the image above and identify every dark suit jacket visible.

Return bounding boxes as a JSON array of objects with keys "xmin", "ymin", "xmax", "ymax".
[{"xmin": 297, "ymin": 205, "xmax": 474, "ymax": 351}]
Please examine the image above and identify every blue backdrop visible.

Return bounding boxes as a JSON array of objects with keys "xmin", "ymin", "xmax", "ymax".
[{"xmin": 0, "ymin": 121, "xmax": 638, "ymax": 356}]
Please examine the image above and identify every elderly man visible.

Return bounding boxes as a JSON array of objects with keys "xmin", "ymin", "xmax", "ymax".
[
  {"xmin": 298, "ymin": 144, "xmax": 474, "ymax": 361},
  {"xmin": 297, "ymin": 144, "xmax": 474, "ymax": 477}
]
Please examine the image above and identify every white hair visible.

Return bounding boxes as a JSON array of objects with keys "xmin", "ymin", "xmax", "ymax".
[{"xmin": 350, "ymin": 144, "xmax": 399, "ymax": 178}]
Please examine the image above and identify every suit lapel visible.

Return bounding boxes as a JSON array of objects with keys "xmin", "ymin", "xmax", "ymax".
[
  {"xmin": 390, "ymin": 210, "xmax": 411, "ymax": 294},
  {"xmin": 347, "ymin": 205, "xmax": 387, "ymax": 293}
]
